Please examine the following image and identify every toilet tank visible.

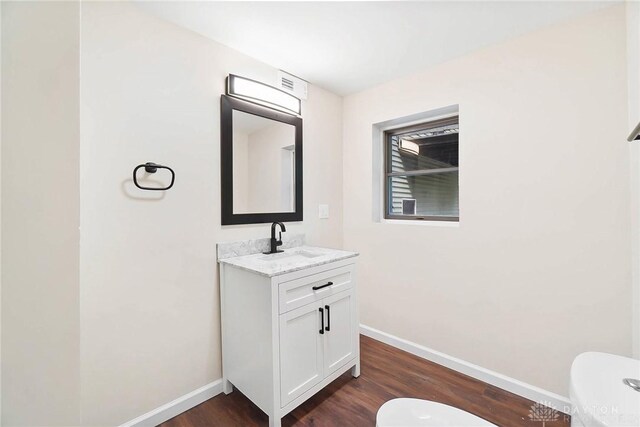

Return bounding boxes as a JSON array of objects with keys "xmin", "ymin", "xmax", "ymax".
[{"xmin": 570, "ymin": 352, "xmax": 640, "ymax": 427}]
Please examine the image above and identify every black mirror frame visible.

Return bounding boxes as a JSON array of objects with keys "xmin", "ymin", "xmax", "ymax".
[{"xmin": 221, "ymin": 95, "xmax": 303, "ymax": 225}]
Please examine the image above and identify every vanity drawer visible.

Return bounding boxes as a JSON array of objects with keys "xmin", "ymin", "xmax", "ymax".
[{"xmin": 278, "ymin": 265, "xmax": 353, "ymax": 314}]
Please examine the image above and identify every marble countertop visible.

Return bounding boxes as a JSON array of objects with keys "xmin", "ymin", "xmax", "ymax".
[{"xmin": 218, "ymin": 245, "xmax": 358, "ymax": 277}]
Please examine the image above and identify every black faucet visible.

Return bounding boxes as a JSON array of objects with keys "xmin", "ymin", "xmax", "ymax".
[{"xmin": 264, "ymin": 222, "xmax": 286, "ymax": 254}]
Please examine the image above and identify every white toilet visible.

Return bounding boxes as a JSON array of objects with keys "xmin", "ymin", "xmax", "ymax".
[
  {"xmin": 376, "ymin": 398, "xmax": 497, "ymax": 427},
  {"xmin": 570, "ymin": 352, "xmax": 640, "ymax": 427}
]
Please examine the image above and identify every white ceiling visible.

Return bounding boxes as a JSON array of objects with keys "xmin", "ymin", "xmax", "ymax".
[{"xmin": 137, "ymin": 1, "xmax": 615, "ymax": 96}]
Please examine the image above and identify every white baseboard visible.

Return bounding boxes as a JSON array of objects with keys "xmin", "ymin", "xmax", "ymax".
[
  {"xmin": 360, "ymin": 324, "xmax": 572, "ymax": 415},
  {"xmin": 119, "ymin": 379, "xmax": 222, "ymax": 427}
]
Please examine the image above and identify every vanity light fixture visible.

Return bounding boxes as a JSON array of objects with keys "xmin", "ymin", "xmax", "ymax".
[{"xmin": 226, "ymin": 74, "xmax": 301, "ymax": 116}]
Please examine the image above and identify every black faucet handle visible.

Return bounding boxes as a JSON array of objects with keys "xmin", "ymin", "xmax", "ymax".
[{"xmin": 276, "ymin": 231, "xmax": 283, "ymax": 245}]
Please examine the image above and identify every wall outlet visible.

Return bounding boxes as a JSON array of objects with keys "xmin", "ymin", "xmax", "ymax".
[{"xmin": 318, "ymin": 204, "xmax": 329, "ymax": 219}]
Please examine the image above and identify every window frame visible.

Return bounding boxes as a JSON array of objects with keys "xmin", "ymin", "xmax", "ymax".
[{"xmin": 383, "ymin": 116, "xmax": 460, "ymax": 222}]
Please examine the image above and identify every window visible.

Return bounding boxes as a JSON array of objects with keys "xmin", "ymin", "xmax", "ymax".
[{"xmin": 384, "ymin": 116, "xmax": 459, "ymax": 221}]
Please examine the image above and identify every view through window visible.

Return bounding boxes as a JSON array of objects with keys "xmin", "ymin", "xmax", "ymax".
[{"xmin": 385, "ymin": 116, "xmax": 459, "ymax": 221}]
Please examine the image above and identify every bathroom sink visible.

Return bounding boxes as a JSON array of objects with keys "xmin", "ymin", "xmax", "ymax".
[
  {"xmin": 293, "ymin": 250, "xmax": 322, "ymax": 258},
  {"xmin": 259, "ymin": 249, "xmax": 323, "ymax": 262}
]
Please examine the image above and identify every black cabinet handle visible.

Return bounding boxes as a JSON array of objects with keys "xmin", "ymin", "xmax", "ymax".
[
  {"xmin": 325, "ymin": 305, "xmax": 330, "ymax": 332},
  {"xmin": 312, "ymin": 281, "xmax": 333, "ymax": 291},
  {"xmin": 319, "ymin": 307, "xmax": 324, "ymax": 334}
]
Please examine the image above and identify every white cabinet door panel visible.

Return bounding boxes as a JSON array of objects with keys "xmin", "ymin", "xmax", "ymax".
[
  {"xmin": 279, "ymin": 302, "xmax": 324, "ymax": 407},
  {"xmin": 322, "ymin": 289, "xmax": 356, "ymax": 377}
]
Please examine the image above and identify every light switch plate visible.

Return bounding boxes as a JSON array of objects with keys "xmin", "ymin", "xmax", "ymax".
[{"xmin": 318, "ymin": 204, "xmax": 329, "ymax": 219}]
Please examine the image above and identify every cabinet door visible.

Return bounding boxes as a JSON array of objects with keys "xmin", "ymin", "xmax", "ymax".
[
  {"xmin": 322, "ymin": 289, "xmax": 357, "ymax": 377},
  {"xmin": 279, "ymin": 302, "xmax": 324, "ymax": 407}
]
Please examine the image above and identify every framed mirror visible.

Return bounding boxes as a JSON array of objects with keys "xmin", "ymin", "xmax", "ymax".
[{"xmin": 221, "ymin": 94, "xmax": 303, "ymax": 225}]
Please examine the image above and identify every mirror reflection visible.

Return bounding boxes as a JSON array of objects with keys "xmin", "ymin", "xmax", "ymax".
[{"xmin": 232, "ymin": 110, "xmax": 296, "ymax": 214}]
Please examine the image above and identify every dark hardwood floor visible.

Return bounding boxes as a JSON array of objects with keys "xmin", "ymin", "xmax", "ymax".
[{"xmin": 161, "ymin": 335, "xmax": 570, "ymax": 427}]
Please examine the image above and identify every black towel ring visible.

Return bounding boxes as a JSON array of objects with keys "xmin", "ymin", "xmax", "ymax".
[{"xmin": 133, "ymin": 162, "xmax": 175, "ymax": 191}]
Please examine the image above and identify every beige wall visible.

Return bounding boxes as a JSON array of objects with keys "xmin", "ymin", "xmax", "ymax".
[
  {"xmin": 79, "ymin": 2, "xmax": 343, "ymax": 425},
  {"xmin": 626, "ymin": 0, "xmax": 640, "ymax": 359},
  {"xmin": 343, "ymin": 5, "xmax": 631, "ymax": 396},
  {"xmin": 1, "ymin": 1, "xmax": 3, "ymax": 421},
  {"xmin": 1, "ymin": 2, "xmax": 81, "ymax": 425}
]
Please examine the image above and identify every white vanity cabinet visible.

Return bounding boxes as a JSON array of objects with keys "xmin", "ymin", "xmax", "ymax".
[{"xmin": 219, "ymin": 254, "xmax": 359, "ymax": 427}]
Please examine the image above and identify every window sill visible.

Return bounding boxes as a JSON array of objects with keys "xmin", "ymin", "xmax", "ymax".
[{"xmin": 381, "ymin": 219, "xmax": 459, "ymax": 227}]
